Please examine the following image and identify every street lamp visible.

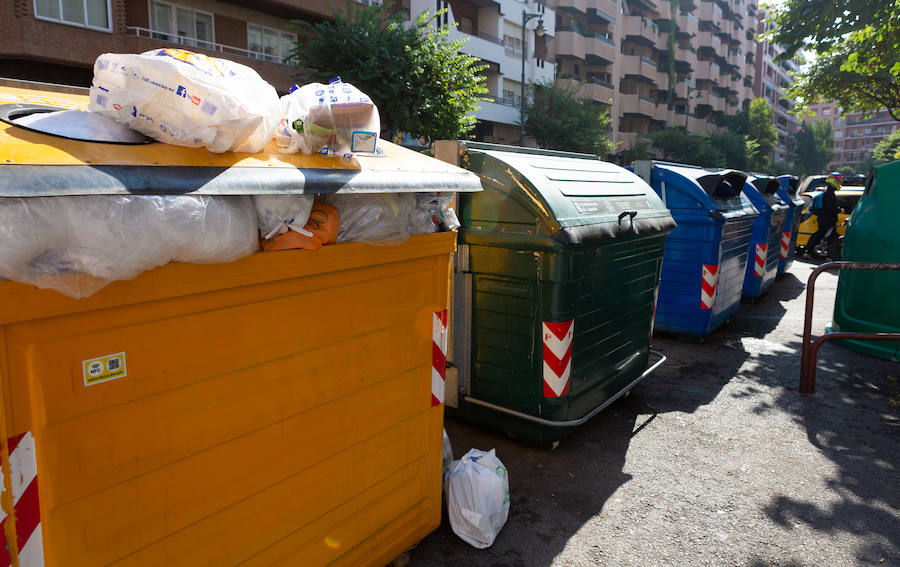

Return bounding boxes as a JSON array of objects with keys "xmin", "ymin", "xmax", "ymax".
[{"xmin": 520, "ymin": 10, "xmax": 544, "ymax": 146}]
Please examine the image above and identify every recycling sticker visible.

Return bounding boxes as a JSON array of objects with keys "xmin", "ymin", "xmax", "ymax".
[{"xmin": 83, "ymin": 352, "xmax": 127, "ymax": 387}]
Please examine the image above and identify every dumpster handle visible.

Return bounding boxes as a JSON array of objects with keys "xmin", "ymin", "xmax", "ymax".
[{"xmin": 462, "ymin": 349, "xmax": 666, "ymax": 428}]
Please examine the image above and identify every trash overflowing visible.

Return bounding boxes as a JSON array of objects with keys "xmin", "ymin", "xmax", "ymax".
[
  {"xmin": 0, "ymin": 50, "xmax": 464, "ymax": 298},
  {"xmin": 0, "ymin": 195, "xmax": 258, "ymax": 298},
  {"xmin": 89, "ymin": 48, "xmax": 280, "ymax": 153},
  {"xmin": 445, "ymin": 448, "xmax": 511, "ymax": 549},
  {"xmin": 275, "ymin": 78, "xmax": 380, "ymax": 158}
]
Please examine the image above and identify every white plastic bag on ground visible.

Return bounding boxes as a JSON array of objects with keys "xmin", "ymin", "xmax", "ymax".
[
  {"xmin": 323, "ymin": 193, "xmax": 413, "ymax": 244},
  {"xmin": 442, "ymin": 429, "xmax": 454, "ymax": 484},
  {"xmin": 89, "ymin": 49, "xmax": 279, "ymax": 153},
  {"xmin": 252, "ymin": 194, "xmax": 315, "ymax": 239},
  {"xmin": 275, "ymin": 78, "xmax": 380, "ymax": 158},
  {"xmin": 0, "ymin": 195, "xmax": 258, "ymax": 298},
  {"xmin": 445, "ymin": 448, "xmax": 510, "ymax": 549},
  {"xmin": 411, "ymin": 192, "xmax": 461, "ymax": 234}
]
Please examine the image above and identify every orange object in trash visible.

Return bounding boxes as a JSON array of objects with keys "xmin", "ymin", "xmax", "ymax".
[
  {"xmin": 260, "ymin": 200, "xmax": 339, "ymax": 252},
  {"xmin": 306, "ymin": 201, "xmax": 340, "ymax": 245}
]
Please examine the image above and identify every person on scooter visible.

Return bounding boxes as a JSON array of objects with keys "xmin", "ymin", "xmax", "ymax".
[{"xmin": 806, "ymin": 172, "xmax": 843, "ymax": 258}]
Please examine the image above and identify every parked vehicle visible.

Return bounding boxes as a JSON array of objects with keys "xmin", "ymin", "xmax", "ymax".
[{"xmin": 796, "ymin": 174, "xmax": 866, "ymax": 258}]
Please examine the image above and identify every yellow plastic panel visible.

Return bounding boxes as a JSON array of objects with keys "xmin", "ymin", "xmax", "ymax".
[{"xmin": 0, "ymin": 232, "xmax": 452, "ymax": 567}]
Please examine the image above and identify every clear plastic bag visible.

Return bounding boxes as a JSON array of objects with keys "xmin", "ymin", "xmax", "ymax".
[
  {"xmin": 411, "ymin": 192, "xmax": 461, "ymax": 234},
  {"xmin": 445, "ymin": 448, "xmax": 511, "ymax": 549},
  {"xmin": 275, "ymin": 78, "xmax": 380, "ymax": 158},
  {"xmin": 0, "ymin": 195, "xmax": 258, "ymax": 298},
  {"xmin": 442, "ymin": 429, "xmax": 454, "ymax": 485},
  {"xmin": 323, "ymin": 193, "xmax": 413, "ymax": 244},
  {"xmin": 89, "ymin": 49, "xmax": 280, "ymax": 153},
  {"xmin": 252, "ymin": 194, "xmax": 315, "ymax": 240}
]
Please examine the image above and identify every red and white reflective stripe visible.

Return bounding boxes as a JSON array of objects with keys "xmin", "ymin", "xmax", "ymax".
[
  {"xmin": 700, "ymin": 264, "xmax": 719, "ymax": 310},
  {"xmin": 431, "ymin": 309, "xmax": 448, "ymax": 407},
  {"xmin": 754, "ymin": 244, "xmax": 767, "ymax": 277},
  {"xmin": 1, "ymin": 431, "xmax": 43, "ymax": 567},
  {"xmin": 543, "ymin": 320, "xmax": 574, "ymax": 398},
  {"xmin": 780, "ymin": 232, "xmax": 791, "ymax": 258}
]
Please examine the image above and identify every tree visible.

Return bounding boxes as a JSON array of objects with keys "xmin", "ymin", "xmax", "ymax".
[
  {"xmin": 837, "ymin": 165, "xmax": 857, "ymax": 176},
  {"xmin": 290, "ymin": 4, "xmax": 488, "ymax": 140},
  {"xmin": 794, "ymin": 119, "xmax": 836, "ymax": 174},
  {"xmin": 524, "ymin": 81, "xmax": 614, "ymax": 155},
  {"xmin": 873, "ymin": 129, "xmax": 900, "ymax": 162},
  {"xmin": 765, "ymin": 0, "xmax": 900, "ymax": 120},
  {"xmin": 624, "ymin": 139, "xmax": 653, "ymax": 164},
  {"xmin": 650, "ymin": 126, "xmax": 723, "ymax": 167},
  {"xmin": 708, "ymin": 130, "xmax": 749, "ymax": 170},
  {"xmin": 747, "ymin": 98, "xmax": 778, "ymax": 171}
]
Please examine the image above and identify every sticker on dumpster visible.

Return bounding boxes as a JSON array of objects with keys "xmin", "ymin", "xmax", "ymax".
[{"xmin": 83, "ymin": 352, "xmax": 127, "ymax": 386}]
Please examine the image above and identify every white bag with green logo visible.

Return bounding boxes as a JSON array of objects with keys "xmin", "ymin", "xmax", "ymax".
[{"xmin": 445, "ymin": 448, "xmax": 510, "ymax": 549}]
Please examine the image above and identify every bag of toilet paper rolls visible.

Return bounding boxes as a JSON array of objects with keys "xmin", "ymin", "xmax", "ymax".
[{"xmin": 89, "ymin": 48, "xmax": 279, "ymax": 153}]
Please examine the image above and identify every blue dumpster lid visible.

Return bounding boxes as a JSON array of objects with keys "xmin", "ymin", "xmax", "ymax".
[
  {"xmin": 744, "ymin": 174, "xmax": 790, "ymax": 212},
  {"xmin": 776, "ymin": 175, "xmax": 805, "ymax": 206},
  {"xmin": 459, "ymin": 143, "xmax": 676, "ymax": 244},
  {"xmin": 632, "ymin": 161, "xmax": 759, "ymax": 218}
]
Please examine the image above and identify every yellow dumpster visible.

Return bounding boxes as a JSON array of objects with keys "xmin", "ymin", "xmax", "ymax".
[{"xmin": 0, "ymin": 81, "xmax": 480, "ymax": 566}]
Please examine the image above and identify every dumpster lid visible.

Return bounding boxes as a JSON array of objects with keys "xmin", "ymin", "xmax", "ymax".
[
  {"xmin": 744, "ymin": 174, "xmax": 789, "ymax": 210},
  {"xmin": 0, "ymin": 81, "xmax": 482, "ymax": 197},
  {"xmin": 463, "ymin": 144, "xmax": 675, "ymax": 244},
  {"xmin": 633, "ymin": 161, "xmax": 755, "ymax": 215}
]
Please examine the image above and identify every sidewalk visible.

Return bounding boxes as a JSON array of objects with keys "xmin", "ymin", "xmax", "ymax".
[{"xmin": 411, "ymin": 258, "xmax": 900, "ymax": 567}]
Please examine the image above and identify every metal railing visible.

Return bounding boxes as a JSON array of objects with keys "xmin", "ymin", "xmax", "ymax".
[
  {"xmin": 799, "ymin": 261, "xmax": 900, "ymax": 394},
  {"xmin": 126, "ymin": 26, "xmax": 298, "ymax": 66}
]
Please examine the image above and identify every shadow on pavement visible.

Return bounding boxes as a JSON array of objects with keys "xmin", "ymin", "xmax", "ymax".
[{"xmin": 409, "ymin": 397, "xmax": 640, "ymax": 567}]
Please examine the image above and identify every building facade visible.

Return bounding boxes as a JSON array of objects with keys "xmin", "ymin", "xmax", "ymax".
[
  {"xmin": 808, "ymin": 102, "xmax": 900, "ymax": 171},
  {"xmin": 0, "ymin": 0, "xmax": 357, "ymax": 93},
  {"xmin": 547, "ymin": 0, "xmax": 761, "ymax": 155},
  {"xmin": 753, "ymin": 8, "xmax": 799, "ymax": 164}
]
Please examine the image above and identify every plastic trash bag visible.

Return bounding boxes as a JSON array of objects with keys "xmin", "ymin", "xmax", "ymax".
[
  {"xmin": 0, "ymin": 195, "xmax": 258, "ymax": 298},
  {"xmin": 275, "ymin": 78, "xmax": 380, "ymax": 158},
  {"xmin": 259, "ymin": 200, "xmax": 340, "ymax": 252},
  {"xmin": 323, "ymin": 193, "xmax": 413, "ymax": 244},
  {"xmin": 252, "ymin": 194, "xmax": 315, "ymax": 240},
  {"xmin": 89, "ymin": 49, "xmax": 280, "ymax": 153},
  {"xmin": 445, "ymin": 448, "xmax": 510, "ymax": 549},
  {"xmin": 411, "ymin": 192, "xmax": 461, "ymax": 234},
  {"xmin": 442, "ymin": 429, "xmax": 454, "ymax": 484}
]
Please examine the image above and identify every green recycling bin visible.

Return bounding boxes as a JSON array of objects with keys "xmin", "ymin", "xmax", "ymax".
[
  {"xmin": 828, "ymin": 160, "xmax": 900, "ymax": 361},
  {"xmin": 437, "ymin": 142, "xmax": 675, "ymax": 446}
]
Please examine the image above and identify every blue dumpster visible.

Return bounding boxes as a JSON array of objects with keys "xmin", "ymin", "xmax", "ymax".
[
  {"xmin": 775, "ymin": 174, "xmax": 804, "ymax": 275},
  {"xmin": 741, "ymin": 175, "xmax": 789, "ymax": 299},
  {"xmin": 633, "ymin": 161, "xmax": 759, "ymax": 337}
]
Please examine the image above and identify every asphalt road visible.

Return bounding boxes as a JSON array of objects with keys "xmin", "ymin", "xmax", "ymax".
[{"xmin": 410, "ymin": 258, "xmax": 900, "ymax": 567}]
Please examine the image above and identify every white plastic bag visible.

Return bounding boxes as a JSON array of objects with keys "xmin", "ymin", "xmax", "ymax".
[
  {"xmin": 89, "ymin": 49, "xmax": 279, "ymax": 153},
  {"xmin": 0, "ymin": 195, "xmax": 258, "ymax": 298},
  {"xmin": 323, "ymin": 193, "xmax": 413, "ymax": 244},
  {"xmin": 442, "ymin": 429, "xmax": 454, "ymax": 484},
  {"xmin": 445, "ymin": 448, "xmax": 510, "ymax": 549},
  {"xmin": 411, "ymin": 192, "xmax": 461, "ymax": 234},
  {"xmin": 252, "ymin": 194, "xmax": 315, "ymax": 240},
  {"xmin": 275, "ymin": 78, "xmax": 380, "ymax": 158}
]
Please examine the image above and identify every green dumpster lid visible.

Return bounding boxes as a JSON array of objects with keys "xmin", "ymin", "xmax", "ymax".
[{"xmin": 460, "ymin": 143, "xmax": 675, "ymax": 244}]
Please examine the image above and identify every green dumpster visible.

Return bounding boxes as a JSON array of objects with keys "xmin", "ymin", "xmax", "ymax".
[
  {"xmin": 436, "ymin": 142, "xmax": 675, "ymax": 446},
  {"xmin": 828, "ymin": 160, "xmax": 900, "ymax": 361}
]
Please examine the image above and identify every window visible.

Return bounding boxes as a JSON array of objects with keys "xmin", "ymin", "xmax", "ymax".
[
  {"xmin": 150, "ymin": 1, "xmax": 213, "ymax": 49},
  {"xmin": 34, "ymin": 0, "xmax": 111, "ymax": 31},
  {"xmin": 247, "ymin": 24, "xmax": 296, "ymax": 64},
  {"xmin": 823, "ymin": 108, "xmax": 831, "ymax": 116},
  {"xmin": 834, "ymin": 130, "xmax": 843, "ymax": 138}
]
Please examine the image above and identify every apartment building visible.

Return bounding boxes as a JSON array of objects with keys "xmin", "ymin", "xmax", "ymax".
[
  {"xmin": 548, "ymin": 0, "xmax": 759, "ymax": 155},
  {"xmin": 0, "ymin": 0, "xmax": 356, "ymax": 93},
  {"xmin": 754, "ymin": 9, "xmax": 799, "ymax": 164},
  {"xmin": 808, "ymin": 102, "xmax": 900, "ymax": 171},
  {"xmin": 409, "ymin": 0, "xmax": 556, "ymax": 144}
]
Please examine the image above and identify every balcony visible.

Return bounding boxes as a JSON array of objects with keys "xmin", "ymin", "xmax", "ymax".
[
  {"xmin": 698, "ymin": 1, "xmax": 723, "ymax": 22},
  {"xmin": 556, "ymin": 29, "xmax": 617, "ymax": 63},
  {"xmin": 622, "ymin": 54, "xmax": 662, "ymax": 85},
  {"xmin": 693, "ymin": 60, "xmax": 720, "ymax": 82},
  {"xmin": 125, "ymin": 27, "xmax": 297, "ymax": 91},
  {"xmin": 620, "ymin": 93, "xmax": 659, "ymax": 117},
  {"xmin": 676, "ymin": 12, "xmax": 700, "ymax": 35},
  {"xmin": 554, "ymin": 0, "xmax": 589, "ymax": 14},
  {"xmin": 623, "ymin": 15, "xmax": 660, "ymax": 45},
  {"xmin": 581, "ymin": 79, "xmax": 616, "ymax": 103},
  {"xmin": 555, "ymin": 30, "xmax": 588, "ymax": 60},
  {"xmin": 695, "ymin": 30, "xmax": 723, "ymax": 50}
]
